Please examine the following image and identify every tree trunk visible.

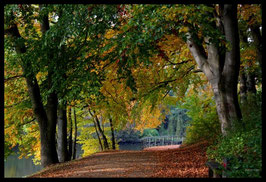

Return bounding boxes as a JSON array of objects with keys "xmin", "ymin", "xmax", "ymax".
[
  {"xmin": 68, "ymin": 107, "xmax": 73, "ymax": 160},
  {"xmin": 239, "ymin": 72, "xmax": 247, "ymax": 103},
  {"xmin": 72, "ymin": 108, "xmax": 78, "ymax": 160},
  {"xmin": 186, "ymin": 4, "xmax": 242, "ymax": 136},
  {"xmin": 92, "ymin": 119, "xmax": 104, "ymax": 151},
  {"xmin": 94, "ymin": 114, "xmax": 109, "ymax": 150},
  {"xmin": 109, "ymin": 117, "xmax": 116, "ymax": 150},
  {"xmin": 246, "ymin": 72, "xmax": 256, "ymax": 94},
  {"xmin": 88, "ymin": 109, "xmax": 109, "ymax": 150},
  {"xmin": 222, "ymin": 4, "xmax": 242, "ymax": 122},
  {"xmin": 39, "ymin": 4, "xmax": 59, "ymax": 166},
  {"xmin": 57, "ymin": 104, "xmax": 69, "ymax": 162}
]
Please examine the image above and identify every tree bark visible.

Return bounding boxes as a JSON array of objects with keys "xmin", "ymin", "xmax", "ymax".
[
  {"xmin": 68, "ymin": 107, "xmax": 73, "ymax": 160},
  {"xmin": 222, "ymin": 4, "xmax": 242, "ymax": 122},
  {"xmin": 109, "ymin": 117, "xmax": 116, "ymax": 150},
  {"xmin": 186, "ymin": 4, "xmax": 242, "ymax": 135},
  {"xmin": 45, "ymin": 90, "xmax": 59, "ymax": 164},
  {"xmin": 57, "ymin": 104, "xmax": 69, "ymax": 162},
  {"xmin": 72, "ymin": 108, "xmax": 78, "ymax": 160}
]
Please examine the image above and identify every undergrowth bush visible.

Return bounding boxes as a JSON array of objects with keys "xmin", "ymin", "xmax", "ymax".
[
  {"xmin": 180, "ymin": 92, "xmax": 221, "ymax": 144},
  {"xmin": 207, "ymin": 92, "xmax": 262, "ymax": 178}
]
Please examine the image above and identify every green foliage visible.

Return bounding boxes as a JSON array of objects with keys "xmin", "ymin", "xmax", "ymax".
[
  {"xmin": 157, "ymin": 106, "xmax": 190, "ymax": 137},
  {"xmin": 180, "ymin": 90, "xmax": 221, "ymax": 144},
  {"xmin": 77, "ymin": 118, "xmax": 101, "ymax": 157},
  {"xmin": 206, "ymin": 91, "xmax": 262, "ymax": 178},
  {"xmin": 168, "ymin": 107, "xmax": 190, "ymax": 137},
  {"xmin": 4, "ymin": 141, "xmax": 15, "ymax": 160},
  {"xmin": 140, "ymin": 128, "xmax": 159, "ymax": 138},
  {"xmin": 77, "ymin": 110, "xmax": 119, "ymax": 157}
]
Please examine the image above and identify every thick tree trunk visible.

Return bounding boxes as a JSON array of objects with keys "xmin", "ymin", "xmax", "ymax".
[
  {"xmin": 44, "ymin": 91, "xmax": 59, "ymax": 165},
  {"xmin": 186, "ymin": 4, "xmax": 242, "ymax": 135},
  {"xmin": 68, "ymin": 107, "xmax": 73, "ymax": 160},
  {"xmin": 39, "ymin": 4, "xmax": 59, "ymax": 166},
  {"xmin": 222, "ymin": 4, "xmax": 242, "ymax": 122},
  {"xmin": 109, "ymin": 117, "xmax": 116, "ymax": 150},
  {"xmin": 72, "ymin": 108, "xmax": 78, "ymax": 160},
  {"xmin": 57, "ymin": 104, "xmax": 69, "ymax": 162}
]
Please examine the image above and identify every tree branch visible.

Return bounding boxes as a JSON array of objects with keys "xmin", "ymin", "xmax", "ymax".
[
  {"xmin": 18, "ymin": 118, "xmax": 36, "ymax": 127},
  {"xmin": 4, "ymin": 75, "xmax": 24, "ymax": 83},
  {"xmin": 186, "ymin": 31, "xmax": 212, "ymax": 77},
  {"xmin": 193, "ymin": 69, "xmax": 203, "ymax": 73},
  {"xmin": 5, "ymin": 98, "xmax": 30, "ymax": 108},
  {"xmin": 165, "ymin": 59, "xmax": 191, "ymax": 66}
]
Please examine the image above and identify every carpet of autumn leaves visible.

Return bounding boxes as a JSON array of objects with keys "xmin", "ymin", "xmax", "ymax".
[
  {"xmin": 152, "ymin": 140, "xmax": 210, "ymax": 178},
  {"xmin": 28, "ymin": 140, "xmax": 210, "ymax": 178}
]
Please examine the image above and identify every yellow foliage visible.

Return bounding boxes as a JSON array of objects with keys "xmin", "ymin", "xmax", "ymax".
[
  {"xmin": 135, "ymin": 105, "xmax": 164, "ymax": 131},
  {"xmin": 179, "ymin": 26, "xmax": 189, "ymax": 33},
  {"xmin": 104, "ymin": 29, "xmax": 117, "ymax": 39}
]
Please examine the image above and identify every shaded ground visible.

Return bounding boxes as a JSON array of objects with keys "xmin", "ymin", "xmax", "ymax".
[{"xmin": 28, "ymin": 141, "xmax": 209, "ymax": 178}]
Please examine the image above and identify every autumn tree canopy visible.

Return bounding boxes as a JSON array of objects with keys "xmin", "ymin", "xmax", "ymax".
[{"xmin": 4, "ymin": 4, "xmax": 261, "ymax": 169}]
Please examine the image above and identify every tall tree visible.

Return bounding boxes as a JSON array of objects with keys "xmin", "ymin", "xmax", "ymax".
[
  {"xmin": 186, "ymin": 4, "xmax": 242, "ymax": 134},
  {"xmin": 4, "ymin": 5, "xmax": 59, "ymax": 167}
]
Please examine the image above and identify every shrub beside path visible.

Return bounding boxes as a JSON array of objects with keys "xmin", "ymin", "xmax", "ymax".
[{"xmin": 28, "ymin": 141, "xmax": 209, "ymax": 178}]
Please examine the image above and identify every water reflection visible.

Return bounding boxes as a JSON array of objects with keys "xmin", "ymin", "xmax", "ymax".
[
  {"xmin": 118, "ymin": 142, "xmax": 143, "ymax": 151},
  {"xmin": 4, "ymin": 154, "xmax": 43, "ymax": 178}
]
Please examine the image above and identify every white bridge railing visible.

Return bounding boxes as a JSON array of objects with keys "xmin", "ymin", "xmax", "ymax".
[{"xmin": 140, "ymin": 136, "xmax": 184, "ymax": 149}]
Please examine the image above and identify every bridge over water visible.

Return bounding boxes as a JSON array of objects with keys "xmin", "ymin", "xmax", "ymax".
[{"xmin": 140, "ymin": 136, "xmax": 184, "ymax": 149}]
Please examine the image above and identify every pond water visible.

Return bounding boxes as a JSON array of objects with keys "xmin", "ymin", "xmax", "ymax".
[
  {"xmin": 4, "ymin": 142, "xmax": 143, "ymax": 178},
  {"xmin": 4, "ymin": 154, "xmax": 43, "ymax": 178},
  {"xmin": 4, "ymin": 144, "xmax": 83, "ymax": 178},
  {"xmin": 118, "ymin": 142, "xmax": 143, "ymax": 151}
]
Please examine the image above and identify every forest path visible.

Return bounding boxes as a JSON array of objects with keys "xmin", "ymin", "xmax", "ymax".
[
  {"xmin": 28, "ymin": 141, "xmax": 209, "ymax": 178},
  {"xmin": 29, "ymin": 150, "xmax": 159, "ymax": 178}
]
